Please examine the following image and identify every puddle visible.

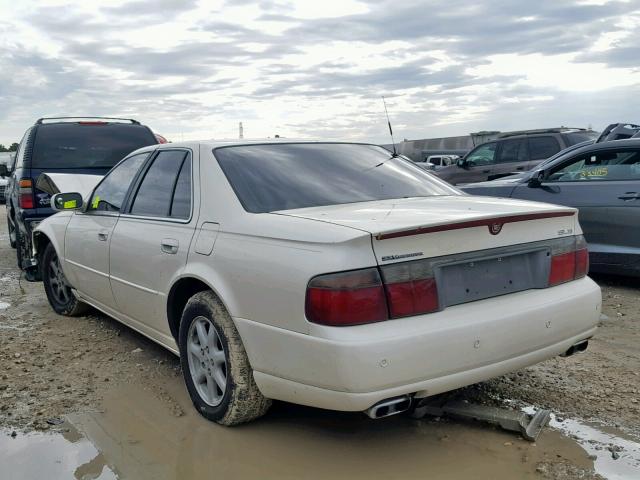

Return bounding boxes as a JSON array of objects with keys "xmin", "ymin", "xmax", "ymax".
[
  {"xmin": 1, "ymin": 426, "xmax": 118, "ymax": 480},
  {"xmin": 523, "ymin": 406, "xmax": 640, "ymax": 479},
  {"xmin": 0, "ymin": 381, "xmax": 600, "ymax": 480}
]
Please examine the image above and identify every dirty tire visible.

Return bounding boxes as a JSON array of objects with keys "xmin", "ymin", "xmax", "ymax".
[
  {"xmin": 7, "ymin": 214, "xmax": 16, "ymax": 248},
  {"xmin": 41, "ymin": 242, "xmax": 89, "ymax": 316},
  {"xmin": 15, "ymin": 226, "xmax": 24, "ymax": 268},
  {"xmin": 179, "ymin": 291, "xmax": 271, "ymax": 425}
]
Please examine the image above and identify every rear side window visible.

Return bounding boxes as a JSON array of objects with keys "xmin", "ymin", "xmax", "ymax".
[
  {"xmin": 497, "ymin": 138, "xmax": 528, "ymax": 163},
  {"xmin": 528, "ymin": 136, "xmax": 561, "ymax": 160},
  {"xmin": 215, "ymin": 143, "xmax": 459, "ymax": 213},
  {"xmin": 31, "ymin": 123, "xmax": 157, "ymax": 169},
  {"xmin": 130, "ymin": 150, "xmax": 190, "ymax": 218},
  {"xmin": 14, "ymin": 128, "xmax": 31, "ymax": 170},
  {"xmin": 563, "ymin": 131, "xmax": 599, "ymax": 146},
  {"xmin": 548, "ymin": 149, "xmax": 640, "ymax": 182},
  {"xmin": 88, "ymin": 153, "xmax": 149, "ymax": 212},
  {"xmin": 170, "ymin": 159, "xmax": 192, "ymax": 219}
]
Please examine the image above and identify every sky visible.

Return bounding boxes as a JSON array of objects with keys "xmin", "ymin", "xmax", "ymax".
[{"xmin": 1, "ymin": 0, "xmax": 639, "ymax": 145}]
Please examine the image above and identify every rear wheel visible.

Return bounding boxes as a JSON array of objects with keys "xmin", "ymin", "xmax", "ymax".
[
  {"xmin": 15, "ymin": 226, "xmax": 25, "ymax": 269},
  {"xmin": 179, "ymin": 291, "xmax": 271, "ymax": 425},
  {"xmin": 7, "ymin": 214, "xmax": 16, "ymax": 248},
  {"xmin": 41, "ymin": 243, "xmax": 89, "ymax": 316}
]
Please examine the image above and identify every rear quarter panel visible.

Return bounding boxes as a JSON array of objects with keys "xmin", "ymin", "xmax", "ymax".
[{"xmin": 182, "ymin": 145, "xmax": 378, "ymax": 334}]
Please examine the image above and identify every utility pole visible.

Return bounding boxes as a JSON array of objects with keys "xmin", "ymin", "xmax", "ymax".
[{"xmin": 239, "ymin": 122, "xmax": 244, "ymax": 139}]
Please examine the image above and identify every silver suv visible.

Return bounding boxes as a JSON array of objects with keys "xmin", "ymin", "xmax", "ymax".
[{"xmin": 434, "ymin": 128, "xmax": 599, "ymax": 185}]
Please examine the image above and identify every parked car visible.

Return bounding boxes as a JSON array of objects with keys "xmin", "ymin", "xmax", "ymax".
[
  {"xmin": 33, "ymin": 141, "xmax": 600, "ymax": 425},
  {"xmin": 434, "ymin": 128, "xmax": 599, "ymax": 185},
  {"xmin": 0, "ymin": 152, "xmax": 12, "ymax": 202},
  {"xmin": 461, "ymin": 137, "xmax": 640, "ymax": 276},
  {"xmin": 0, "ymin": 172, "xmax": 7, "ymax": 204},
  {"xmin": 417, "ymin": 154, "xmax": 459, "ymax": 171},
  {"xmin": 4, "ymin": 117, "xmax": 158, "ymax": 279}
]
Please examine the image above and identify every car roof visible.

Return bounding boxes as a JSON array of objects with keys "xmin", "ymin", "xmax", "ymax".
[
  {"xmin": 130, "ymin": 139, "xmax": 380, "ymax": 154},
  {"xmin": 496, "ymin": 128, "xmax": 590, "ymax": 139},
  {"xmin": 534, "ymin": 137, "xmax": 640, "ymax": 170}
]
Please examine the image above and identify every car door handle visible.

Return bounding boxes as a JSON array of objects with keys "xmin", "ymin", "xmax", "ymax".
[
  {"xmin": 618, "ymin": 192, "xmax": 640, "ymax": 200},
  {"xmin": 97, "ymin": 230, "xmax": 109, "ymax": 241},
  {"xmin": 516, "ymin": 166, "xmax": 524, "ymax": 170},
  {"xmin": 161, "ymin": 238, "xmax": 179, "ymax": 254},
  {"xmin": 482, "ymin": 169, "xmax": 490, "ymax": 173}
]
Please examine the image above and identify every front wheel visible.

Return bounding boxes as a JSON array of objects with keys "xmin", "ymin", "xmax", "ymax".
[
  {"xmin": 179, "ymin": 291, "xmax": 271, "ymax": 425},
  {"xmin": 41, "ymin": 243, "xmax": 89, "ymax": 316}
]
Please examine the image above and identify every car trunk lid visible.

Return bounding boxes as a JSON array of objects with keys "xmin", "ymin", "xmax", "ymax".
[{"xmin": 276, "ymin": 196, "xmax": 578, "ymax": 263}]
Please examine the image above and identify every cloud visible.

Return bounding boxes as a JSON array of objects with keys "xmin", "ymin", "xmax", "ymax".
[{"xmin": 0, "ymin": 0, "xmax": 639, "ymax": 144}]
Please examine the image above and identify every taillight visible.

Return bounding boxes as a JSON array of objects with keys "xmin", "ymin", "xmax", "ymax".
[
  {"xmin": 548, "ymin": 235, "xmax": 589, "ymax": 286},
  {"xmin": 380, "ymin": 261, "xmax": 439, "ymax": 318},
  {"xmin": 305, "ymin": 268, "xmax": 388, "ymax": 326},
  {"xmin": 18, "ymin": 178, "xmax": 34, "ymax": 209}
]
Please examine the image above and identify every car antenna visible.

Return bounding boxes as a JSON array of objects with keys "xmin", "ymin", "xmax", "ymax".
[{"xmin": 382, "ymin": 96, "xmax": 398, "ymax": 157}]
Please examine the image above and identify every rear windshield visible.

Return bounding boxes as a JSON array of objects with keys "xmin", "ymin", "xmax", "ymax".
[
  {"xmin": 215, "ymin": 143, "xmax": 459, "ymax": 213},
  {"xmin": 31, "ymin": 123, "xmax": 157, "ymax": 169},
  {"xmin": 563, "ymin": 131, "xmax": 599, "ymax": 146}
]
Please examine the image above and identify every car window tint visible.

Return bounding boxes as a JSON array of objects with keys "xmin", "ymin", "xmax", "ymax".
[
  {"xmin": 88, "ymin": 153, "xmax": 149, "ymax": 212},
  {"xmin": 215, "ymin": 143, "xmax": 459, "ymax": 213},
  {"xmin": 563, "ymin": 131, "xmax": 599, "ymax": 146},
  {"xmin": 497, "ymin": 138, "xmax": 528, "ymax": 163},
  {"xmin": 547, "ymin": 149, "xmax": 640, "ymax": 182},
  {"xmin": 14, "ymin": 129, "xmax": 30, "ymax": 170},
  {"xmin": 170, "ymin": 157, "xmax": 191, "ymax": 219},
  {"xmin": 528, "ymin": 136, "xmax": 561, "ymax": 160},
  {"xmin": 131, "ymin": 150, "xmax": 187, "ymax": 217},
  {"xmin": 31, "ymin": 124, "xmax": 157, "ymax": 169},
  {"xmin": 466, "ymin": 142, "xmax": 497, "ymax": 166}
]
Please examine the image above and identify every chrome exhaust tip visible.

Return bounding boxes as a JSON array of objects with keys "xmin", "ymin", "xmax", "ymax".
[
  {"xmin": 365, "ymin": 395, "xmax": 412, "ymax": 419},
  {"xmin": 562, "ymin": 339, "xmax": 589, "ymax": 357}
]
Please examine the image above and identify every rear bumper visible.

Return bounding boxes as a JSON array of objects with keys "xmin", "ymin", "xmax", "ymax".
[{"xmin": 236, "ymin": 277, "xmax": 601, "ymax": 411}]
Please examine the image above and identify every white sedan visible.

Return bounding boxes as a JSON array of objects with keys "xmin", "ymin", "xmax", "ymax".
[{"xmin": 33, "ymin": 141, "xmax": 601, "ymax": 425}]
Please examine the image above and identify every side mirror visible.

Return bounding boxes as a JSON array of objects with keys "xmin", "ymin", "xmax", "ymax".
[
  {"xmin": 527, "ymin": 170, "xmax": 545, "ymax": 188},
  {"xmin": 457, "ymin": 158, "xmax": 468, "ymax": 169},
  {"xmin": 0, "ymin": 164, "xmax": 8, "ymax": 178},
  {"xmin": 51, "ymin": 192, "xmax": 84, "ymax": 211}
]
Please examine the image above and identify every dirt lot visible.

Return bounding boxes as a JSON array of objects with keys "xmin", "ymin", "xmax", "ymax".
[{"xmin": 1, "ymin": 208, "xmax": 639, "ymax": 479}]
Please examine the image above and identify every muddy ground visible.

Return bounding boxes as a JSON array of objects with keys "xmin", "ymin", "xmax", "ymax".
[{"xmin": 0, "ymin": 208, "xmax": 639, "ymax": 479}]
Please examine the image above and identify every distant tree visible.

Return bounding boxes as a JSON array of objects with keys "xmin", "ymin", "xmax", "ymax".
[
  {"xmin": 9, "ymin": 143, "xmax": 18, "ymax": 151},
  {"xmin": 0, "ymin": 144, "xmax": 7, "ymax": 152}
]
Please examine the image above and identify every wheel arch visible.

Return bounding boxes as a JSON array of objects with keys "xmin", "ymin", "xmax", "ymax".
[
  {"xmin": 32, "ymin": 230, "xmax": 53, "ymax": 260},
  {"xmin": 32, "ymin": 214, "xmax": 73, "ymax": 276},
  {"xmin": 166, "ymin": 275, "xmax": 234, "ymax": 342}
]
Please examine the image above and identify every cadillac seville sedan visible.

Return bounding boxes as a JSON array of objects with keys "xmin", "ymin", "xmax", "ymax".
[{"xmin": 33, "ymin": 141, "xmax": 601, "ymax": 425}]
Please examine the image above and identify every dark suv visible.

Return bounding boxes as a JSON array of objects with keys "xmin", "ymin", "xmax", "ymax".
[
  {"xmin": 3, "ymin": 117, "xmax": 158, "ymax": 279},
  {"xmin": 433, "ymin": 128, "xmax": 599, "ymax": 185}
]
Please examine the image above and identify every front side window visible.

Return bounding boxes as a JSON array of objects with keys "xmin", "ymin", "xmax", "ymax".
[
  {"xmin": 547, "ymin": 149, "xmax": 640, "ymax": 182},
  {"xmin": 87, "ymin": 153, "xmax": 149, "ymax": 212},
  {"xmin": 215, "ymin": 143, "xmax": 459, "ymax": 213},
  {"xmin": 528, "ymin": 136, "xmax": 561, "ymax": 160},
  {"xmin": 130, "ymin": 150, "xmax": 190, "ymax": 218},
  {"xmin": 497, "ymin": 138, "xmax": 528, "ymax": 163},
  {"xmin": 466, "ymin": 142, "xmax": 497, "ymax": 166}
]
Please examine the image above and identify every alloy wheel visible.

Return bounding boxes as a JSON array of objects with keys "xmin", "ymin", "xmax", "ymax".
[
  {"xmin": 47, "ymin": 252, "xmax": 72, "ymax": 306},
  {"xmin": 187, "ymin": 316, "xmax": 228, "ymax": 406}
]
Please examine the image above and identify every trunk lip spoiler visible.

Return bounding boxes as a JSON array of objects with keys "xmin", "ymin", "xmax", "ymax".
[{"xmin": 375, "ymin": 211, "xmax": 575, "ymax": 240}]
